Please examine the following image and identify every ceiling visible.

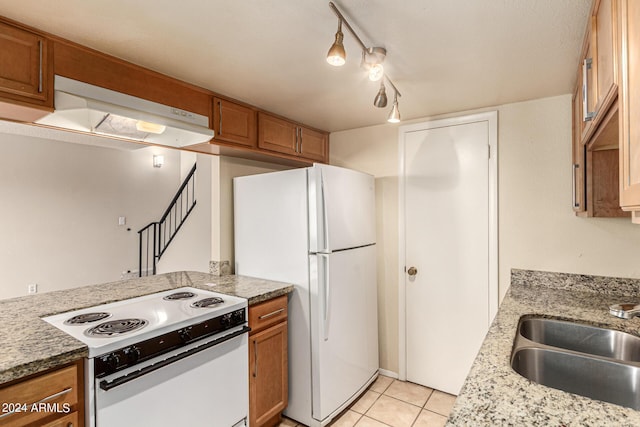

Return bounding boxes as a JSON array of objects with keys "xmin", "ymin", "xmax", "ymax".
[{"xmin": 0, "ymin": 1, "xmax": 591, "ymax": 132}]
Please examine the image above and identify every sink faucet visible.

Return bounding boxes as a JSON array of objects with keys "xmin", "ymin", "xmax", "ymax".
[{"xmin": 609, "ymin": 303, "xmax": 640, "ymax": 319}]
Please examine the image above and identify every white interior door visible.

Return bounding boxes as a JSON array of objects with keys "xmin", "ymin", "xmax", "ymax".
[{"xmin": 400, "ymin": 112, "xmax": 497, "ymax": 395}]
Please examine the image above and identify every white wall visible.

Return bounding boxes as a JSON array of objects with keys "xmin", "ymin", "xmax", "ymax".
[
  {"xmin": 330, "ymin": 94, "xmax": 640, "ymax": 374},
  {"xmin": 498, "ymin": 96, "xmax": 640, "ymax": 286},
  {"xmin": 156, "ymin": 153, "xmax": 213, "ymax": 275},
  {"xmin": 0, "ymin": 132, "xmax": 209, "ymax": 299}
]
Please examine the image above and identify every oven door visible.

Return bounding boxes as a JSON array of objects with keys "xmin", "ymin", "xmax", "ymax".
[{"xmin": 94, "ymin": 329, "xmax": 249, "ymax": 427}]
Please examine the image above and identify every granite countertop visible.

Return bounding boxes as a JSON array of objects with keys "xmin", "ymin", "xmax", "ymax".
[
  {"xmin": 0, "ymin": 271, "xmax": 293, "ymax": 386},
  {"xmin": 447, "ymin": 269, "xmax": 640, "ymax": 426}
]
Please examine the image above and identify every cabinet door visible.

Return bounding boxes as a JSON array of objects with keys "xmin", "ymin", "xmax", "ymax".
[
  {"xmin": 582, "ymin": 33, "xmax": 597, "ymax": 139},
  {"xmin": 618, "ymin": 0, "xmax": 640, "ymax": 211},
  {"xmin": 213, "ymin": 97, "xmax": 257, "ymax": 147},
  {"xmin": 594, "ymin": 0, "xmax": 617, "ymax": 113},
  {"xmin": 581, "ymin": 0, "xmax": 618, "ymax": 143},
  {"xmin": 258, "ymin": 112, "xmax": 298, "ymax": 156},
  {"xmin": 299, "ymin": 127, "xmax": 328, "ymax": 163},
  {"xmin": 0, "ymin": 20, "xmax": 47, "ymax": 101},
  {"xmin": 249, "ymin": 321, "xmax": 288, "ymax": 427}
]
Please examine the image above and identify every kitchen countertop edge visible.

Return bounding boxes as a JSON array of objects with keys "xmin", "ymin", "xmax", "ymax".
[
  {"xmin": 0, "ymin": 271, "xmax": 294, "ymax": 386},
  {"xmin": 446, "ymin": 269, "xmax": 640, "ymax": 426}
]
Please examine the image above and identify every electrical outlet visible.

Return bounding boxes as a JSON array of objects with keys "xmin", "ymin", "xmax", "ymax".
[{"xmin": 27, "ymin": 283, "xmax": 37, "ymax": 294}]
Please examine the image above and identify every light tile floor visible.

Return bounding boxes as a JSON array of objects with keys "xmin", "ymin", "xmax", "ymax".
[{"xmin": 279, "ymin": 375, "xmax": 457, "ymax": 427}]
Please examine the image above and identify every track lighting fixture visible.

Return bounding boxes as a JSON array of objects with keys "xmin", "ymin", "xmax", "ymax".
[
  {"xmin": 326, "ymin": 19, "xmax": 346, "ymax": 66},
  {"xmin": 326, "ymin": 2, "xmax": 402, "ymax": 123}
]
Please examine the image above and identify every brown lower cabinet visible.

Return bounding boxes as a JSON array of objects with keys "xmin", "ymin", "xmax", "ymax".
[
  {"xmin": 248, "ymin": 295, "xmax": 288, "ymax": 427},
  {"xmin": 0, "ymin": 360, "xmax": 84, "ymax": 427},
  {"xmin": 39, "ymin": 411, "xmax": 79, "ymax": 427}
]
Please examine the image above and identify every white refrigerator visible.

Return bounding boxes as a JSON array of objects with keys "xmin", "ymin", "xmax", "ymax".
[{"xmin": 234, "ymin": 163, "xmax": 379, "ymax": 427}]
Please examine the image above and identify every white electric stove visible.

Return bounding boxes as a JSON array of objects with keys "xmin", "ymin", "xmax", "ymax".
[{"xmin": 43, "ymin": 286, "xmax": 249, "ymax": 427}]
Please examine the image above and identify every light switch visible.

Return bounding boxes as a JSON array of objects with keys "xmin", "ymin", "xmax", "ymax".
[{"xmin": 118, "ymin": 216, "xmax": 126, "ymax": 226}]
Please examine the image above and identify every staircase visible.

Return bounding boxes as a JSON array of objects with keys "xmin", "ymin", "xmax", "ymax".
[{"xmin": 138, "ymin": 163, "xmax": 197, "ymax": 277}]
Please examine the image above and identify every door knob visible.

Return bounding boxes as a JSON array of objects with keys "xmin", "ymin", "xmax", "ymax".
[{"xmin": 407, "ymin": 266, "xmax": 417, "ymax": 277}]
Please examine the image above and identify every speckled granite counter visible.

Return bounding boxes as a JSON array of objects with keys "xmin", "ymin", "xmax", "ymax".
[
  {"xmin": 447, "ymin": 269, "xmax": 640, "ymax": 426},
  {"xmin": 0, "ymin": 271, "xmax": 293, "ymax": 386}
]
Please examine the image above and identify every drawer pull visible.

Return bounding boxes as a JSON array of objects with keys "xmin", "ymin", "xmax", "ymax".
[
  {"xmin": 572, "ymin": 163, "xmax": 580, "ymax": 209},
  {"xmin": 258, "ymin": 308, "xmax": 285, "ymax": 320},
  {"xmin": 218, "ymin": 100, "xmax": 223, "ymax": 135},
  {"xmin": 582, "ymin": 58, "xmax": 595, "ymax": 122},
  {"xmin": 0, "ymin": 387, "xmax": 72, "ymax": 419}
]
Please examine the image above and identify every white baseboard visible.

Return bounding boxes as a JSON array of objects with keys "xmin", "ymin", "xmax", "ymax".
[{"xmin": 379, "ymin": 369, "xmax": 399, "ymax": 379}]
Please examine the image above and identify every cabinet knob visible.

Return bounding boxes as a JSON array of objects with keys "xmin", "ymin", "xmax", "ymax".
[{"xmin": 407, "ymin": 266, "xmax": 417, "ymax": 277}]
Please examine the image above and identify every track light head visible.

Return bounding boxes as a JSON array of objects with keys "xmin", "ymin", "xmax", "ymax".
[
  {"xmin": 374, "ymin": 82, "xmax": 387, "ymax": 108},
  {"xmin": 363, "ymin": 47, "xmax": 386, "ymax": 81},
  {"xmin": 326, "ymin": 20, "xmax": 346, "ymax": 66},
  {"xmin": 387, "ymin": 92, "xmax": 401, "ymax": 123}
]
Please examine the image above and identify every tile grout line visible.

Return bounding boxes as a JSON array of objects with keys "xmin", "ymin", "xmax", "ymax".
[{"xmin": 366, "ymin": 393, "xmax": 423, "ymax": 427}]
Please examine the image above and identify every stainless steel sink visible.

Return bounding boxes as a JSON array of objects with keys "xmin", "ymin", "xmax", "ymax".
[
  {"xmin": 511, "ymin": 347, "xmax": 640, "ymax": 410},
  {"xmin": 511, "ymin": 316, "xmax": 640, "ymax": 410},
  {"xmin": 519, "ymin": 317, "xmax": 640, "ymax": 362}
]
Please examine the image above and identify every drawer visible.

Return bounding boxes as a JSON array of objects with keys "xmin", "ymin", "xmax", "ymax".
[
  {"xmin": 249, "ymin": 295, "xmax": 288, "ymax": 334},
  {"xmin": 0, "ymin": 362, "xmax": 81, "ymax": 426},
  {"xmin": 40, "ymin": 411, "xmax": 79, "ymax": 427}
]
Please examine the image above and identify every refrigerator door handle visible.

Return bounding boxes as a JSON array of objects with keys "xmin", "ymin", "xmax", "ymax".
[
  {"xmin": 319, "ymin": 168, "xmax": 330, "ymax": 252},
  {"xmin": 321, "ymin": 254, "xmax": 331, "ymax": 341}
]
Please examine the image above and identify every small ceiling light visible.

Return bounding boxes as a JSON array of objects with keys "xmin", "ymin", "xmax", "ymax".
[
  {"xmin": 326, "ymin": 19, "xmax": 346, "ymax": 66},
  {"xmin": 373, "ymin": 82, "xmax": 387, "ymax": 108},
  {"xmin": 153, "ymin": 155, "xmax": 164, "ymax": 168},
  {"xmin": 387, "ymin": 92, "xmax": 401, "ymax": 123}
]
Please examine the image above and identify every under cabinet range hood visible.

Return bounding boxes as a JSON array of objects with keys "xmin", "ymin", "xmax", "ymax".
[{"xmin": 36, "ymin": 76, "xmax": 214, "ymax": 147}]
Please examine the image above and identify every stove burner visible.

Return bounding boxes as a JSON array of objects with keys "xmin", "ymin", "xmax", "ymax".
[
  {"xmin": 191, "ymin": 297, "xmax": 224, "ymax": 308},
  {"xmin": 85, "ymin": 318, "xmax": 148, "ymax": 337},
  {"xmin": 163, "ymin": 291, "xmax": 197, "ymax": 301},
  {"xmin": 64, "ymin": 312, "xmax": 111, "ymax": 325}
]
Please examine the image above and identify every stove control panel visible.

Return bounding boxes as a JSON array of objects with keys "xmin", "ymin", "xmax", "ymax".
[{"xmin": 94, "ymin": 308, "xmax": 247, "ymax": 377}]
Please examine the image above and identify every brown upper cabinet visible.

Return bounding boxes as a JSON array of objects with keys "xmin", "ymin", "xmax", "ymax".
[
  {"xmin": 213, "ymin": 97, "xmax": 257, "ymax": 148},
  {"xmin": 0, "ymin": 15, "xmax": 329, "ymax": 165},
  {"xmin": 0, "ymin": 18, "xmax": 52, "ymax": 122},
  {"xmin": 572, "ymin": 0, "xmax": 628, "ymax": 218},
  {"xmin": 617, "ymin": 0, "xmax": 640, "ymax": 219},
  {"xmin": 258, "ymin": 112, "xmax": 328, "ymax": 163},
  {"xmin": 298, "ymin": 126, "xmax": 329, "ymax": 163}
]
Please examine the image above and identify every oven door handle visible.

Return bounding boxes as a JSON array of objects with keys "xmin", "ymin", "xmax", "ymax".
[{"xmin": 99, "ymin": 326, "xmax": 250, "ymax": 392}]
